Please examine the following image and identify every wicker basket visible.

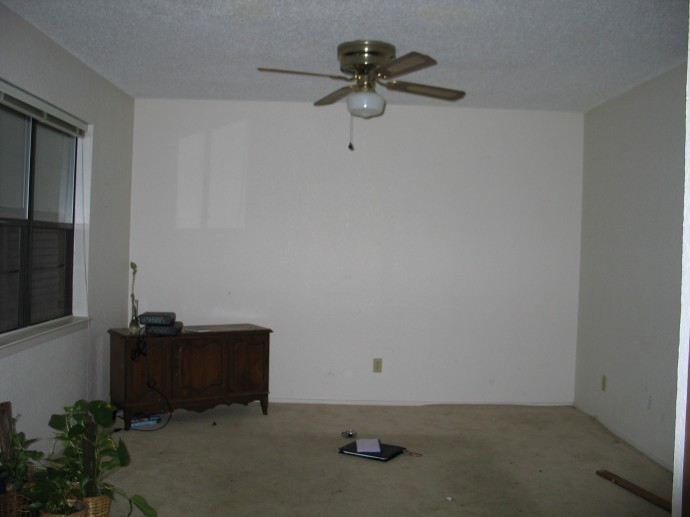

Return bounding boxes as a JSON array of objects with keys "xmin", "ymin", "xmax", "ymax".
[
  {"xmin": 40, "ymin": 510, "xmax": 87, "ymax": 517},
  {"xmin": 84, "ymin": 495, "xmax": 111, "ymax": 517},
  {"xmin": 0, "ymin": 489, "xmax": 30, "ymax": 517}
]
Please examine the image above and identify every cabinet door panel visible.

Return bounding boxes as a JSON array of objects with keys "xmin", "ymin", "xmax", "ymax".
[
  {"xmin": 228, "ymin": 334, "xmax": 269, "ymax": 393},
  {"xmin": 174, "ymin": 337, "xmax": 227, "ymax": 398},
  {"xmin": 126, "ymin": 337, "xmax": 170, "ymax": 404}
]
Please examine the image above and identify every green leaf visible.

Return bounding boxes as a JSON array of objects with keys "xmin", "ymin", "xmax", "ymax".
[
  {"xmin": 72, "ymin": 399, "xmax": 90, "ymax": 412},
  {"xmin": 89, "ymin": 401, "xmax": 116, "ymax": 426},
  {"xmin": 115, "ymin": 439, "xmax": 131, "ymax": 466},
  {"xmin": 130, "ymin": 494, "xmax": 157, "ymax": 517},
  {"xmin": 48, "ymin": 414, "xmax": 68, "ymax": 431},
  {"xmin": 67, "ymin": 424, "xmax": 87, "ymax": 440}
]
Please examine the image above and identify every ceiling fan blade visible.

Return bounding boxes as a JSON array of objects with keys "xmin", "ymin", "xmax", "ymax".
[
  {"xmin": 257, "ymin": 67, "xmax": 352, "ymax": 82},
  {"xmin": 381, "ymin": 80, "xmax": 465, "ymax": 101},
  {"xmin": 373, "ymin": 52, "xmax": 437, "ymax": 80},
  {"xmin": 314, "ymin": 85, "xmax": 357, "ymax": 106}
]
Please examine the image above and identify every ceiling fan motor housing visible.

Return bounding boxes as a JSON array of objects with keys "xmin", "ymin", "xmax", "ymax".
[{"xmin": 337, "ymin": 40, "xmax": 396, "ymax": 75}]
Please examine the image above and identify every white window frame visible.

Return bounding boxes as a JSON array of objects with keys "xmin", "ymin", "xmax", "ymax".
[{"xmin": 0, "ymin": 79, "xmax": 92, "ymax": 358}]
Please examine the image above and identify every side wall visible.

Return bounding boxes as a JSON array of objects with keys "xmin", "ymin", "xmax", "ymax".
[
  {"xmin": 0, "ymin": 5, "xmax": 134, "ymax": 446},
  {"xmin": 130, "ymin": 99, "xmax": 584, "ymax": 406},
  {"xmin": 576, "ymin": 64, "xmax": 686, "ymax": 469},
  {"xmin": 673, "ymin": 32, "xmax": 690, "ymax": 515}
]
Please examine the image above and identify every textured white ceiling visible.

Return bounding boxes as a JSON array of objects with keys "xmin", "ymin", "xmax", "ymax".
[{"xmin": 1, "ymin": 0, "xmax": 688, "ymax": 111}]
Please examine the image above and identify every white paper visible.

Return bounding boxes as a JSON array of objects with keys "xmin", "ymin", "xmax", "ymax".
[{"xmin": 356, "ymin": 438, "xmax": 381, "ymax": 453}]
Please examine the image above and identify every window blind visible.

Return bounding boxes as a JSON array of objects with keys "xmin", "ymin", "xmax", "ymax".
[{"xmin": 0, "ymin": 78, "xmax": 87, "ymax": 137}]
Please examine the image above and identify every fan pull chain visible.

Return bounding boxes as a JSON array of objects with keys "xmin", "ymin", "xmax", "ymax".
[{"xmin": 348, "ymin": 115, "xmax": 355, "ymax": 151}]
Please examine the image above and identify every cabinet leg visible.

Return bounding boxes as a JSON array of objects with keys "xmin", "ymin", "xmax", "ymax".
[{"xmin": 260, "ymin": 396, "xmax": 268, "ymax": 415}]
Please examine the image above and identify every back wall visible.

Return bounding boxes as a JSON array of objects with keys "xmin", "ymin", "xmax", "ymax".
[{"xmin": 130, "ymin": 100, "xmax": 583, "ymax": 405}]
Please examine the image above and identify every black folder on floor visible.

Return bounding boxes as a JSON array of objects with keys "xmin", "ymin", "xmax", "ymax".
[{"xmin": 338, "ymin": 441, "xmax": 405, "ymax": 462}]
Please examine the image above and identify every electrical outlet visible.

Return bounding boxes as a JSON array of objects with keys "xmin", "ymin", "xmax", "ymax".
[
  {"xmin": 373, "ymin": 358, "xmax": 383, "ymax": 373},
  {"xmin": 601, "ymin": 375, "xmax": 607, "ymax": 392}
]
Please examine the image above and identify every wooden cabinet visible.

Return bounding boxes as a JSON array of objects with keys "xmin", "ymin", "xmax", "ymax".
[{"xmin": 109, "ymin": 324, "xmax": 271, "ymax": 429}]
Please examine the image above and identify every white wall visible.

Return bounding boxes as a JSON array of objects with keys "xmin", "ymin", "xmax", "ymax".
[
  {"xmin": 0, "ymin": 4, "xmax": 134, "ymax": 447},
  {"xmin": 576, "ymin": 64, "xmax": 686, "ymax": 470},
  {"xmin": 131, "ymin": 99, "xmax": 583, "ymax": 406}
]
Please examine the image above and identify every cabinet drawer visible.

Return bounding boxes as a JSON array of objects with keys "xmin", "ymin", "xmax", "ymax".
[
  {"xmin": 126, "ymin": 337, "xmax": 171, "ymax": 403},
  {"xmin": 228, "ymin": 334, "xmax": 269, "ymax": 393},
  {"xmin": 173, "ymin": 337, "xmax": 228, "ymax": 398}
]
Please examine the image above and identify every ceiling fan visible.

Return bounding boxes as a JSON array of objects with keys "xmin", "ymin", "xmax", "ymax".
[{"xmin": 258, "ymin": 40, "xmax": 465, "ymax": 119}]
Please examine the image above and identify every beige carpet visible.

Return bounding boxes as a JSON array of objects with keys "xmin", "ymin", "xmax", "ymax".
[{"xmin": 108, "ymin": 403, "xmax": 672, "ymax": 516}]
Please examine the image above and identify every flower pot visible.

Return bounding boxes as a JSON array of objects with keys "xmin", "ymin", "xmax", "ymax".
[{"xmin": 84, "ymin": 494, "xmax": 111, "ymax": 517}]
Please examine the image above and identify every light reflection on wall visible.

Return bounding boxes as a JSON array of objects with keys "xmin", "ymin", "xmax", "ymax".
[{"xmin": 176, "ymin": 120, "xmax": 247, "ymax": 229}]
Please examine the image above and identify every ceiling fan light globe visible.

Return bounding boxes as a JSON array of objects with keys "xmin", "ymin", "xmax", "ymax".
[{"xmin": 347, "ymin": 91, "xmax": 385, "ymax": 118}]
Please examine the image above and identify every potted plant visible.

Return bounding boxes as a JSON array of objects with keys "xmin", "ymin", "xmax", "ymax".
[
  {"xmin": 0, "ymin": 417, "xmax": 44, "ymax": 516},
  {"xmin": 28, "ymin": 465, "xmax": 86, "ymax": 516},
  {"xmin": 45, "ymin": 400, "xmax": 156, "ymax": 517}
]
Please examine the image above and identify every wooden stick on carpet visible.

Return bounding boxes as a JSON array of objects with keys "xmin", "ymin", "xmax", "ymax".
[{"xmin": 596, "ymin": 469, "xmax": 671, "ymax": 512}]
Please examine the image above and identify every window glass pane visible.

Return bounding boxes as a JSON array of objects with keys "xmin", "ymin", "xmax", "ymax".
[
  {"xmin": 0, "ymin": 225, "xmax": 22, "ymax": 332},
  {"xmin": 0, "ymin": 94, "xmax": 79, "ymax": 334},
  {"xmin": 33, "ymin": 124, "xmax": 76, "ymax": 223},
  {"xmin": 0, "ymin": 105, "xmax": 31, "ymax": 219},
  {"xmin": 30, "ymin": 227, "xmax": 70, "ymax": 324}
]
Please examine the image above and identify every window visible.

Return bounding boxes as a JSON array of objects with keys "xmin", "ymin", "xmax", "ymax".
[{"xmin": 0, "ymin": 82, "xmax": 85, "ymax": 334}]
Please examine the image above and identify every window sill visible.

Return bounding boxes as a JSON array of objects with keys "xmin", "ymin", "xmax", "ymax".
[{"xmin": 0, "ymin": 316, "xmax": 90, "ymax": 359}]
